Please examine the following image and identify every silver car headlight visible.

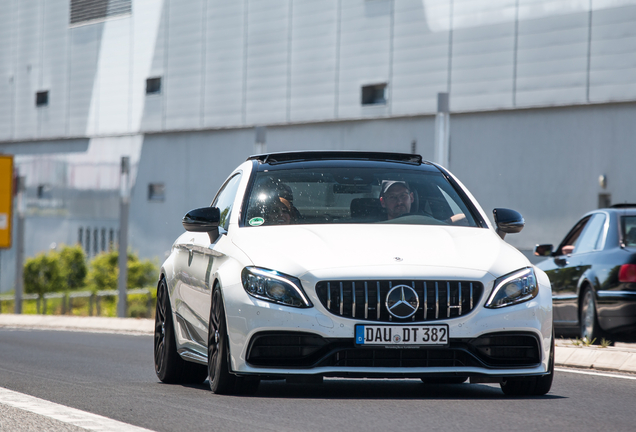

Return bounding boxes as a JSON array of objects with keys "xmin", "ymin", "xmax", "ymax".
[
  {"xmin": 485, "ymin": 267, "xmax": 538, "ymax": 309},
  {"xmin": 241, "ymin": 267, "xmax": 313, "ymax": 308}
]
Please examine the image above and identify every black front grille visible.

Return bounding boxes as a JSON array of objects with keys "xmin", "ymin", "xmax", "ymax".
[{"xmin": 316, "ymin": 279, "xmax": 483, "ymax": 322}]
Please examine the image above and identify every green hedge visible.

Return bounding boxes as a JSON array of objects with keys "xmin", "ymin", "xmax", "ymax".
[{"xmin": 12, "ymin": 245, "xmax": 159, "ymax": 318}]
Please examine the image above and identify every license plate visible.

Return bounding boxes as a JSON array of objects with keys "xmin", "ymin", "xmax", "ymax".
[{"xmin": 355, "ymin": 324, "xmax": 449, "ymax": 346}]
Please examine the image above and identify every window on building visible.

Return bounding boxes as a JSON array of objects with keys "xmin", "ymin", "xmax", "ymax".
[
  {"xmin": 70, "ymin": 0, "xmax": 132, "ymax": 25},
  {"xmin": 361, "ymin": 83, "xmax": 387, "ymax": 105},
  {"xmin": 36, "ymin": 91, "xmax": 49, "ymax": 107},
  {"xmin": 37, "ymin": 184, "xmax": 52, "ymax": 199},
  {"xmin": 148, "ymin": 183, "xmax": 165, "ymax": 201},
  {"xmin": 146, "ymin": 77, "xmax": 162, "ymax": 95}
]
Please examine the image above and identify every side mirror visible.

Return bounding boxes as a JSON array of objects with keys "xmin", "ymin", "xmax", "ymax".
[
  {"xmin": 534, "ymin": 244, "xmax": 553, "ymax": 256},
  {"xmin": 493, "ymin": 208, "xmax": 524, "ymax": 240},
  {"xmin": 182, "ymin": 207, "xmax": 221, "ymax": 243}
]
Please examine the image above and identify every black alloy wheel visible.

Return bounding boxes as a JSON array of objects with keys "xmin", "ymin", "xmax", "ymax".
[
  {"xmin": 208, "ymin": 285, "xmax": 237, "ymax": 394},
  {"xmin": 500, "ymin": 332, "xmax": 554, "ymax": 396},
  {"xmin": 580, "ymin": 287, "xmax": 601, "ymax": 343},
  {"xmin": 154, "ymin": 278, "xmax": 207, "ymax": 384},
  {"xmin": 208, "ymin": 284, "xmax": 260, "ymax": 395}
]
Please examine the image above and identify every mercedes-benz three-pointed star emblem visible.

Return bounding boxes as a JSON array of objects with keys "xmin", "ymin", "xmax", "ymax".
[{"xmin": 385, "ymin": 285, "xmax": 419, "ymax": 319}]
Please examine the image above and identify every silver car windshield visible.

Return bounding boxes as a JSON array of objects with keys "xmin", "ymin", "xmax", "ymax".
[{"xmin": 243, "ymin": 167, "xmax": 479, "ymax": 227}]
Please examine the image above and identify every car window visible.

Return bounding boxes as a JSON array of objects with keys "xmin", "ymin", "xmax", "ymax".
[
  {"xmin": 212, "ymin": 174, "xmax": 242, "ymax": 231},
  {"xmin": 622, "ymin": 216, "xmax": 636, "ymax": 247},
  {"xmin": 558, "ymin": 216, "xmax": 590, "ymax": 255},
  {"xmin": 574, "ymin": 213, "xmax": 606, "ymax": 254},
  {"xmin": 243, "ymin": 167, "xmax": 478, "ymax": 227}
]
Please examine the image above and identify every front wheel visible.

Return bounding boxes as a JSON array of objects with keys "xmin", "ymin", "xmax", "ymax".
[
  {"xmin": 208, "ymin": 285, "xmax": 238, "ymax": 394},
  {"xmin": 500, "ymin": 334, "xmax": 554, "ymax": 396}
]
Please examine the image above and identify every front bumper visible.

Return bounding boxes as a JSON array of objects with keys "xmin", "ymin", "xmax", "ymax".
[{"xmin": 223, "ymin": 271, "xmax": 553, "ymax": 378}]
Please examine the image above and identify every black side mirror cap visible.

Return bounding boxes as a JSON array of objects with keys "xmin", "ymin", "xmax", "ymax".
[
  {"xmin": 182, "ymin": 207, "xmax": 221, "ymax": 242},
  {"xmin": 534, "ymin": 244, "xmax": 553, "ymax": 256},
  {"xmin": 493, "ymin": 208, "xmax": 525, "ymax": 240}
]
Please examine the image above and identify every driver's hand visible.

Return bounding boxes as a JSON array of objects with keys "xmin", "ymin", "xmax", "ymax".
[{"xmin": 446, "ymin": 214, "xmax": 468, "ymax": 226}]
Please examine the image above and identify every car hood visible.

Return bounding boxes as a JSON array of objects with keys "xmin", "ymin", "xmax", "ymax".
[{"xmin": 231, "ymin": 224, "xmax": 529, "ymax": 279}]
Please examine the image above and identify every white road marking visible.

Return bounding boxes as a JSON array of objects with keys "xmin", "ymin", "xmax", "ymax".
[
  {"xmin": 0, "ymin": 386, "xmax": 154, "ymax": 432},
  {"xmin": 556, "ymin": 367, "xmax": 636, "ymax": 380}
]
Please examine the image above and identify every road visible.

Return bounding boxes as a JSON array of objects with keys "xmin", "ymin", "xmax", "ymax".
[{"xmin": 0, "ymin": 328, "xmax": 635, "ymax": 432}]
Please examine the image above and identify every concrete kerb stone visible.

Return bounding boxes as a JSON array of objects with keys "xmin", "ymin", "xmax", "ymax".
[
  {"xmin": 554, "ymin": 346, "xmax": 578, "ymax": 366},
  {"xmin": 618, "ymin": 355, "xmax": 636, "ymax": 373},
  {"xmin": 592, "ymin": 350, "xmax": 632, "ymax": 371}
]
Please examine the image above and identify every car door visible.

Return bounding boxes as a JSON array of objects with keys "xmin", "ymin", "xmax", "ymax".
[
  {"xmin": 551, "ymin": 214, "xmax": 606, "ymax": 324},
  {"xmin": 547, "ymin": 216, "xmax": 589, "ymax": 324},
  {"xmin": 178, "ymin": 173, "xmax": 243, "ymax": 351}
]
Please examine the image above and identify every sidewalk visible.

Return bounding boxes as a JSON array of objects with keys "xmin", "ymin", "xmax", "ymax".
[
  {"xmin": 0, "ymin": 314, "xmax": 153, "ymax": 335},
  {"xmin": 1, "ymin": 314, "xmax": 635, "ymax": 374}
]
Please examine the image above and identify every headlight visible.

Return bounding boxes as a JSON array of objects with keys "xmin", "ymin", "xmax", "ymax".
[
  {"xmin": 485, "ymin": 267, "xmax": 538, "ymax": 309},
  {"xmin": 241, "ymin": 267, "xmax": 313, "ymax": 308}
]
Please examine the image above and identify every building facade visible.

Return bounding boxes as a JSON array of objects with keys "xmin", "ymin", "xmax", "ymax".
[{"xmin": 1, "ymin": 0, "xmax": 636, "ymax": 290}]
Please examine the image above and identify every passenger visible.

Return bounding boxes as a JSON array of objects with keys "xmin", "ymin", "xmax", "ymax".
[
  {"xmin": 253, "ymin": 180, "xmax": 298, "ymax": 225},
  {"xmin": 268, "ymin": 193, "xmax": 294, "ymax": 225}
]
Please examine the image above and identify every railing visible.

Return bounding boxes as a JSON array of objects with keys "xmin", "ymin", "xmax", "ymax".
[{"xmin": 0, "ymin": 288, "xmax": 155, "ymax": 318}]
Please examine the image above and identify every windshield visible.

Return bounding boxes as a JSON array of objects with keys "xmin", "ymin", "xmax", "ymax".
[{"xmin": 243, "ymin": 166, "xmax": 479, "ymax": 227}]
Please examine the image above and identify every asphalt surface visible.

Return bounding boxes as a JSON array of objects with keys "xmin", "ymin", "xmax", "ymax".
[
  {"xmin": 2, "ymin": 314, "xmax": 636, "ymax": 373},
  {"xmin": 1, "ymin": 316, "xmax": 636, "ymax": 431}
]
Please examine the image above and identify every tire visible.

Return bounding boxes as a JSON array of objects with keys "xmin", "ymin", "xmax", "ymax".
[
  {"xmin": 208, "ymin": 285, "xmax": 238, "ymax": 394},
  {"xmin": 500, "ymin": 333, "xmax": 554, "ymax": 397},
  {"xmin": 580, "ymin": 287, "xmax": 601, "ymax": 343},
  {"xmin": 421, "ymin": 377, "xmax": 467, "ymax": 384},
  {"xmin": 154, "ymin": 278, "xmax": 207, "ymax": 384}
]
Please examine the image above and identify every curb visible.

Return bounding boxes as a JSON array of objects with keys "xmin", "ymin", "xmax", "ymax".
[
  {"xmin": 2, "ymin": 314, "xmax": 636, "ymax": 374},
  {"xmin": 555, "ymin": 341, "xmax": 636, "ymax": 374}
]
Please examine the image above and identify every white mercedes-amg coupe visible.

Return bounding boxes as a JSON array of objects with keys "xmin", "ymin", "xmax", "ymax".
[{"xmin": 154, "ymin": 151, "xmax": 553, "ymax": 396}]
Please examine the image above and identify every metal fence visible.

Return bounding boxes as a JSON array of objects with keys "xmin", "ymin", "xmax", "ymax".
[{"xmin": 0, "ymin": 288, "xmax": 154, "ymax": 317}]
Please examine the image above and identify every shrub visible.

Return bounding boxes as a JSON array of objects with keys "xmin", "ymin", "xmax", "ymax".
[
  {"xmin": 58, "ymin": 244, "xmax": 87, "ymax": 291},
  {"xmin": 87, "ymin": 250, "xmax": 158, "ymax": 292},
  {"xmin": 23, "ymin": 252, "xmax": 63, "ymax": 296}
]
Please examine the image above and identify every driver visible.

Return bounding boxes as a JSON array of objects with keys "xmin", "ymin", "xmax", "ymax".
[
  {"xmin": 379, "ymin": 180, "xmax": 468, "ymax": 225},
  {"xmin": 379, "ymin": 180, "xmax": 414, "ymax": 220}
]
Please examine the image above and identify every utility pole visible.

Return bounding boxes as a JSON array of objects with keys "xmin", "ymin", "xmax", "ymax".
[
  {"xmin": 434, "ymin": 92, "xmax": 450, "ymax": 168},
  {"xmin": 117, "ymin": 157, "xmax": 130, "ymax": 318},
  {"xmin": 14, "ymin": 175, "xmax": 25, "ymax": 314}
]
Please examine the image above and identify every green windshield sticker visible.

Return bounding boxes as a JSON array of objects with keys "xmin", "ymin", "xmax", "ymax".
[{"xmin": 249, "ymin": 217, "xmax": 264, "ymax": 226}]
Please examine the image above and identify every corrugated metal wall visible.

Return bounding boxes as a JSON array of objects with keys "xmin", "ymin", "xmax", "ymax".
[{"xmin": 2, "ymin": 0, "xmax": 636, "ymax": 141}]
